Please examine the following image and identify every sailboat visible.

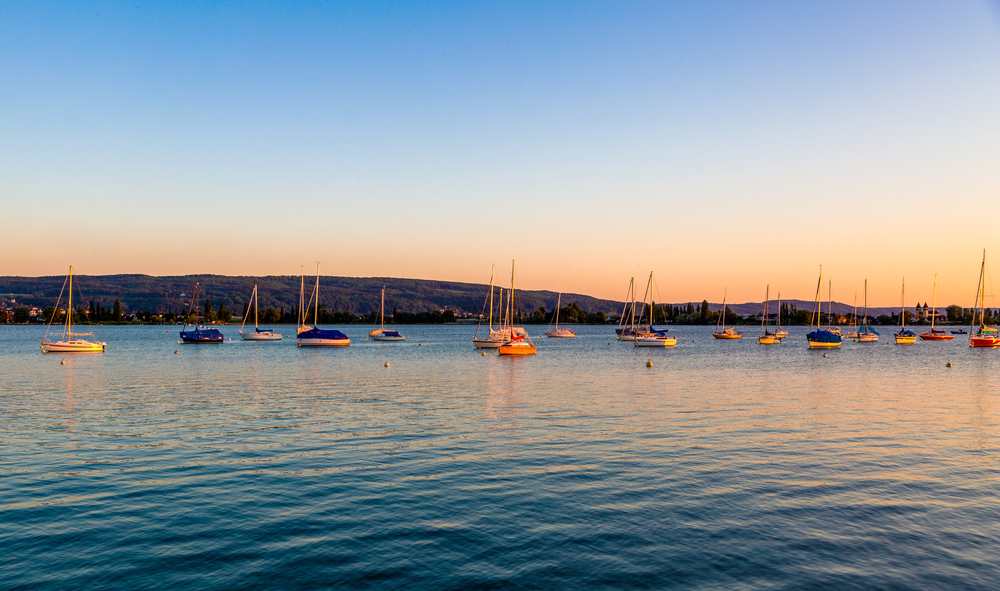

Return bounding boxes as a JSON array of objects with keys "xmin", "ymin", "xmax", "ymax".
[
  {"xmin": 775, "ymin": 292, "xmax": 788, "ymax": 339},
  {"xmin": 498, "ymin": 260, "xmax": 537, "ymax": 356},
  {"xmin": 615, "ymin": 278, "xmax": 634, "ymax": 336},
  {"xmin": 894, "ymin": 277, "xmax": 917, "ymax": 344},
  {"xmin": 239, "ymin": 285, "xmax": 282, "ymax": 341},
  {"xmin": 758, "ymin": 285, "xmax": 778, "ymax": 344},
  {"xmin": 180, "ymin": 282, "xmax": 224, "ymax": 343},
  {"xmin": 845, "ymin": 292, "xmax": 860, "ymax": 339},
  {"xmin": 40, "ymin": 266, "xmax": 107, "ymax": 353},
  {"xmin": 634, "ymin": 272, "xmax": 677, "ymax": 347},
  {"xmin": 369, "ymin": 286, "xmax": 407, "ymax": 341},
  {"xmin": 969, "ymin": 250, "xmax": 1000, "ymax": 348},
  {"xmin": 826, "ymin": 281, "xmax": 842, "ymax": 336},
  {"xmin": 712, "ymin": 289, "xmax": 742, "ymax": 339},
  {"xmin": 857, "ymin": 279, "xmax": 879, "ymax": 342},
  {"xmin": 920, "ymin": 274, "xmax": 953, "ymax": 341},
  {"xmin": 473, "ymin": 265, "xmax": 511, "ymax": 348},
  {"xmin": 296, "ymin": 263, "xmax": 350, "ymax": 346},
  {"xmin": 806, "ymin": 266, "xmax": 842, "ymax": 349},
  {"xmin": 544, "ymin": 293, "xmax": 576, "ymax": 337},
  {"xmin": 619, "ymin": 277, "xmax": 652, "ymax": 341}
]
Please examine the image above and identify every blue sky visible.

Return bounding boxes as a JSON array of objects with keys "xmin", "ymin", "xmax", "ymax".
[{"xmin": 3, "ymin": 1, "xmax": 999, "ymax": 305}]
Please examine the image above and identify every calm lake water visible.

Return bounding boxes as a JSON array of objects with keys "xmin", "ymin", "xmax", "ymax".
[{"xmin": 2, "ymin": 324, "xmax": 998, "ymax": 589}]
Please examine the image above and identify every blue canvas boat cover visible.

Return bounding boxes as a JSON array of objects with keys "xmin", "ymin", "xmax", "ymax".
[
  {"xmin": 255, "ymin": 327, "xmax": 273, "ymax": 333},
  {"xmin": 382, "ymin": 330, "xmax": 403, "ymax": 337},
  {"xmin": 297, "ymin": 327, "xmax": 348, "ymax": 340},
  {"xmin": 896, "ymin": 329, "xmax": 916, "ymax": 337},
  {"xmin": 807, "ymin": 330, "xmax": 842, "ymax": 343},
  {"xmin": 180, "ymin": 327, "xmax": 224, "ymax": 341}
]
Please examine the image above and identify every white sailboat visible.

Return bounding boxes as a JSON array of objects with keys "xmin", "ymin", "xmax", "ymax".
[
  {"xmin": 370, "ymin": 286, "xmax": 407, "ymax": 341},
  {"xmin": 845, "ymin": 292, "xmax": 860, "ymax": 339},
  {"xmin": 633, "ymin": 272, "xmax": 677, "ymax": 347},
  {"xmin": 239, "ymin": 285, "xmax": 282, "ymax": 340},
  {"xmin": 775, "ymin": 292, "xmax": 788, "ymax": 339},
  {"xmin": 826, "ymin": 281, "xmax": 842, "ymax": 336},
  {"xmin": 473, "ymin": 264, "xmax": 511, "ymax": 349},
  {"xmin": 857, "ymin": 279, "xmax": 879, "ymax": 342},
  {"xmin": 40, "ymin": 265, "xmax": 106, "ymax": 353},
  {"xmin": 544, "ymin": 293, "xmax": 575, "ymax": 338}
]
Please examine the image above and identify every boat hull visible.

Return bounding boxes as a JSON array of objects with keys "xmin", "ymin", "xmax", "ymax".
[
  {"xmin": 41, "ymin": 339, "xmax": 106, "ymax": 353},
  {"xmin": 473, "ymin": 338, "xmax": 505, "ymax": 349},
  {"xmin": 544, "ymin": 329, "xmax": 576, "ymax": 338},
  {"xmin": 713, "ymin": 333, "xmax": 743, "ymax": 340},
  {"xmin": 498, "ymin": 343, "xmax": 536, "ymax": 355},
  {"xmin": 970, "ymin": 337, "xmax": 1000, "ymax": 348},
  {"xmin": 919, "ymin": 332, "xmax": 954, "ymax": 341},
  {"xmin": 298, "ymin": 337, "xmax": 351, "ymax": 346},
  {"xmin": 297, "ymin": 327, "xmax": 350, "ymax": 347},
  {"xmin": 807, "ymin": 330, "xmax": 842, "ymax": 349},
  {"xmin": 180, "ymin": 328, "xmax": 224, "ymax": 343},
  {"xmin": 239, "ymin": 331, "xmax": 282, "ymax": 341},
  {"xmin": 371, "ymin": 335, "xmax": 408, "ymax": 341},
  {"xmin": 895, "ymin": 335, "xmax": 917, "ymax": 345},
  {"xmin": 634, "ymin": 337, "xmax": 677, "ymax": 347},
  {"xmin": 758, "ymin": 336, "xmax": 778, "ymax": 345},
  {"xmin": 775, "ymin": 330, "xmax": 788, "ymax": 338}
]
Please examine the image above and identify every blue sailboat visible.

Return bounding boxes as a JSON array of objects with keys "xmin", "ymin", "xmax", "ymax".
[
  {"xmin": 180, "ymin": 282, "xmax": 224, "ymax": 343},
  {"xmin": 806, "ymin": 266, "xmax": 842, "ymax": 349},
  {"xmin": 296, "ymin": 263, "xmax": 350, "ymax": 347}
]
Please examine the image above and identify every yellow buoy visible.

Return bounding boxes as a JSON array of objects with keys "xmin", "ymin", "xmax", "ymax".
[
  {"xmin": 481, "ymin": 351, "xmax": 486, "ymax": 356},
  {"xmin": 946, "ymin": 362, "xmax": 952, "ymax": 367},
  {"xmin": 176, "ymin": 341, "xmax": 181, "ymax": 344},
  {"xmin": 646, "ymin": 360, "xmax": 652, "ymax": 367},
  {"xmin": 384, "ymin": 361, "xmax": 390, "ymax": 368},
  {"xmin": 61, "ymin": 360, "xmax": 66, "ymax": 365},
  {"xmin": 174, "ymin": 351, "xmax": 178, "ymax": 354},
  {"xmin": 418, "ymin": 343, "xmax": 422, "ymax": 346}
]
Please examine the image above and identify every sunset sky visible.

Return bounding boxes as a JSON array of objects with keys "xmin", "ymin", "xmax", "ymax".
[{"xmin": 3, "ymin": 1, "xmax": 999, "ymax": 306}]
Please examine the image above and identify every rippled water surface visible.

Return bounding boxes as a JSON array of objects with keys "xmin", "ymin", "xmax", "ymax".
[{"xmin": 2, "ymin": 325, "xmax": 998, "ymax": 589}]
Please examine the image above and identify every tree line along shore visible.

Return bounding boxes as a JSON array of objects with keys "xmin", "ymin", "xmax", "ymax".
[{"xmin": 2, "ymin": 298, "xmax": 991, "ymax": 327}]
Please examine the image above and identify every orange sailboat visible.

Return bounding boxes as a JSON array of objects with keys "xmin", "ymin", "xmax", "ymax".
[
  {"xmin": 498, "ymin": 260, "xmax": 537, "ymax": 356},
  {"xmin": 969, "ymin": 250, "xmax": 1000, "ymax": 348}
]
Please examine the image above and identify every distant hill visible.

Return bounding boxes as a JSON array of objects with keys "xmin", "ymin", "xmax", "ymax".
[
  {"xmin": 0, "ymin": 275, "xmax": 922, "ymax": 318},
  {"xmin": 713, "ymin": 299, "xmax": 901, "ymax": 318},
  {"xmin": 0, "ymin": 275, "xmax": 623, "ymax": 316}
]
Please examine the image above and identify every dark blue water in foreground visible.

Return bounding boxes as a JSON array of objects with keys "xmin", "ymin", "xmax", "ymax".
[{"xmin": 2, "ymin": 325, "xmax": 998, "ymax": 589}]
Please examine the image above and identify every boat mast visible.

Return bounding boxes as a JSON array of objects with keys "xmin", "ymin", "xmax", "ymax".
[
  {"xmin": 760, "ymin": 285, "xmax": 769, "ymax": 337},
  {"xmin": 931, "ymin": 274, "xmax": 937, "ymax": 332},
  {"xmin": 508, "ymin": 260, "xmax": 515, "ymax": 329},
  {"xmin": 314, "ymin": 262, "xmax": 320, "ymax": 327},
  {"xmin": 254, "ymin": 285, "xmax": 259, "ymax": 329},
  {"xmin": 489, "ymin": 265, "xmax": 495, "ymax": 331},
  {"xmin": 828, "ymin": 280, "xmax": 832, "ymax": 330},
  {"xmin": 900, "ymin": 277, "xmax": 906, "ymax": 330},
  {"xmin": 812, "ymin": 266, "xmax": 823, "ymax": 331},
  {"xmin": 717, "ymin": 288, "xmax": 727, "ymax": 332},
  {"xmin": 852, "ymin": 291, "xmax": 857, "ymax": 333},
  {"xmin": 777, "ymin": 291, "xmax": 781, "ymax": 330},
  {"xmin": 864, "ymin": 279, "xmax": 869, "ymax": 329},
  {"xmin": 630, "ymin": 278, "xmax": 636, "ymax": 332},
  {"xmin": 67, "ymin": 265, "xmax": 73, "ymax": 339},
  {"xmin": 555, "ymin": 293, "xmax": 561, "ymax": 330},
  {"xmin": 299, "ymin": 267, "xmax": 305, "ymax": 329},
  {"xmin": 973, "ymin": 250, "xmax": 986, "ymax": 340},
  {"xmin": 380, "ymin": 286, "xmax": 386, "ymax": 330}
]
